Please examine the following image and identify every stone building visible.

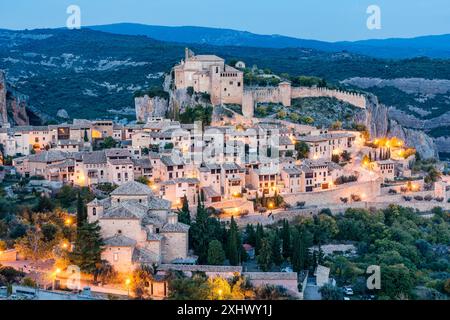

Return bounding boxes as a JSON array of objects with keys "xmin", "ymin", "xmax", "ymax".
[
  {"xmin": 173, "ymin": 48, "xmax": 244, "ymax": 105},
  {"xmin": 87, "ymin": 181, "xmax": 190, "ymax": 273}
]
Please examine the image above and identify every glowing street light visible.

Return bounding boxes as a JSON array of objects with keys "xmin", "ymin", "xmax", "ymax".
[
  {"xmin": 125, "ymin": 278, "xmax": 131, "ymax": 298},
  {"xmin": 65, "ymin": 218, "xmax": 73, "ymax": 226}
]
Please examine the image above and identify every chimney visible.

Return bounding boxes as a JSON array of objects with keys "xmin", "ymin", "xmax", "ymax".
[{"xmin": 168, "ymin": 213, "xmax": 178, "ymax": 224}]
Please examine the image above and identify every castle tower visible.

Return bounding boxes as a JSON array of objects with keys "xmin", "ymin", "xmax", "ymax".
[
  {"xmin": 210, "ymin": 64, "xmax": 222, "ymax": 105},
  {"xmin": 242, "ymin": 91, "xmax": 255, "ymax": 118},
  {"xmin": 278, "ymin": 81, "xmax": 292, "ymax": 107}
]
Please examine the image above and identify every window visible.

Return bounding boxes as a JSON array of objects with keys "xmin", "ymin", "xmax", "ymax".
[
  {"xmin": 113, "ymin": 253, "xmax": 118, "ymax": 262},
  {"xmin": 92, "ymin": 208, "xmax": 96, "ymax": 216}
]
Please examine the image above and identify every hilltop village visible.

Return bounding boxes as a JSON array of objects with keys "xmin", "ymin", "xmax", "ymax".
[{"xmin": 0, "ymin": 49, "xmax": 449, "ymax": 300}]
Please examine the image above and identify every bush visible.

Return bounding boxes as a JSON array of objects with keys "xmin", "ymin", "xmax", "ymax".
[
  {"xmin": 435, "ymin": 197, "xmax": 444, "ymax": 202},
  {"xmin": 335, "ymin": 175, "xmax": 358, "ymax": 185},
  {"xmin": 414, "ymin": 196, "xmax": 424, "ymax": 201},
  {"xmin": 388, "ymin": 189, "xmax": 398, "ymax": 194},
  {"xmin": 296, "ymin": 201, "xmax": 305, "ymax": 208},
  {"xmin": 403, "ymin": 196, "xmax": 412, "ymax": 201},
  {"xmin": 424, "ymin": 195, "xmax": 433, "ymax": 201}
]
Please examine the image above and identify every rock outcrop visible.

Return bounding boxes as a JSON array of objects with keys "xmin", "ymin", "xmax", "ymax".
[
  {"xmin": 0, "ymin": 70, "xmax": 29, "ymax": 126},
  {"xmin": 135, "ymin": 95, "xmax": 169, "ymax": 122},
  {"xmin": 389, "ymin": 120, "xmax": 439, "ymax": 159},
  {"xmin": 353, "ymin": 93, "xmax": 439, "ymax": 159},
  {"xmin": 0, "ymin": 71, "xmax": 8, "ymax": 125}
]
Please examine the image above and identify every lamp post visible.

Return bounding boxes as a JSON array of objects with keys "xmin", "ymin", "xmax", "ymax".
[
  {"xmin": 125, "ymin": 278, "xmax": 131, "ymax": 298},
  {"xmin": 52, "ymin": 268, "xmax": 61, "ymax": 291}
]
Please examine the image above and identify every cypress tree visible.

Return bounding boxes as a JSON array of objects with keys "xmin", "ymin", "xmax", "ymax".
[
  {"xmin": 70, "ymin": 221, "xmax": 104, "ymax": 274},
  {"xmin": 281, "ymin": 220, "xmax": 291, "ymax": 259},
  {"xmin": 177, "ymin": 194, "xmax": 191, "ymax": 225},
  {"xmin": 226, "ymin": 216, "xmax": 240, "ymax": 266},
  {"xmin": 76, "ymin": 191, "xmax": 86, "ymax": 230},
  {"xmin": 271, "ymin": 232, "xmax": 283, "ymax": 266},
  {"xmin": 245, "ymin": 224, "xmax": 256, "ymax": 246},
  {"xmin": 255, "ymin": 224, "xmax": 265, "ymax": 255},
  {"xmin": 257, "ymin": 237, "xmax": 272, "ymax": 272},
  {"xmin": 207, "ymin": 240, "xmax": 226, "ymax": 265}
]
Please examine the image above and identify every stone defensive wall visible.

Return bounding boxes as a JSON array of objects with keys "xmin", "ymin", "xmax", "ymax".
[
  {"xmin": 282, "ymin": 179, "xmax": 381, "ymax": 207},
  {"xmin": 291, "ymin": 87, "xmax": 366, "ymax": 109},
  {"xmin": 242, "ymin": 84, "xmax": 366, "ymax": 117}
]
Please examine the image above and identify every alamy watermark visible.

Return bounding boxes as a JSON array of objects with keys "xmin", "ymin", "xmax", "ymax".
[
  {"xmin": 367, "ymin": 5, "xmax": 382, "ymax": 30},
  {"xmin": 366, "ymin": 265, "xmax": 381, "ymax": 290},
  {"xmin": 66, "ymin": 5, "xmax": 81, "ymax": 30}
]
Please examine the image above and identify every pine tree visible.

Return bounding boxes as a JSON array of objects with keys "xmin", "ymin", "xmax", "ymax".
[
  {"xmin": 281, "ymin": 220, "xmax": 291, "ymax": 259},
  {"xmin": 271, "ymin": 232, "xmax": 283, "ymax": 266},
  {"xmin": 227, "ymin": 216, "xmax": 240, "ymax": 266},
  {"xmin": 177, "ymin": 195, "xmax": 191, "ymax": 225},
  {"xmin": 84, "ymin": 130, "xmax": 89, "ymax": 142},
  {"xmin": 257, "ymin": 238, "xmax": 272, "ymax": 272},
  {"xmin": 207, "ymin": 240, "xmax": 226, "ymax": 265},
  {"xmin": 70, "ymin": 221, "xmax": 104, "ymax": 274}
]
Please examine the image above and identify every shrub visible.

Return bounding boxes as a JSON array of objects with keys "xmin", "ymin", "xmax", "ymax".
[
  {"xmin": 296, "ymin": 201, "xmax": 306, "ymax": 208},
  {"xmin": 403, "ymin": 196, "xmax": 412, "ymax": 201},
  {"xmin": 414, "ymin": 196, "xmax": 424, "ymax": 201},
  {"xmin": 424, "ymin": 195, "xmax": 433, "ymax": 201},
  {"xmin": 435, "ymin": 197, "xmax": 444, "ymax": 202},
  {"xmin": 388, "ymin": 189, "xmax": 398, "ymax": 194}
]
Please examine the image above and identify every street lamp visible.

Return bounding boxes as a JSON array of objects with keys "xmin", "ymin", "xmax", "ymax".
[
  {"xmin": 125, "ymin": 278, "xmax": 131, "ymax": 298},
  {"xmin": 52, "ymin": 268, "xmax": 62, "ymax": 291},
  {"xmin": 65, "ymin": 217, "xmax": 73, "ymax": 226}
]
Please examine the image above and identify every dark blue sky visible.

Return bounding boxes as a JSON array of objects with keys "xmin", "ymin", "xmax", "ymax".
[{"xmin": 1, "ymin": 0, "xmax": 449, "ymax": 41}]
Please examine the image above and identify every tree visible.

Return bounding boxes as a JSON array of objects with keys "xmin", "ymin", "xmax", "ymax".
[
  {"xmin": 319, "ymin": 284, "xmax": 343, "ymax": 300},
  {"xmin": 15, "ymin": 227, "xmax": 55, "ymax": 264},
  {"xmin": 271, "ymin": 233, "xmax": 283, "ymax": 266},
  {"xmin": 255, "ymin": 224, "xmax": 265, "ymax": 255},
  {"xmin": 94, "ymin": 260, "xmax": 117, "ymax": 285},
  {"xmin": 292, "ymin": 227, "xmax": 311, "ymax": 272},
  {"xmin": 70, "ymin": 221, "xmax": 104, "ymax": 274},
  {"xmin": 281, "ymin": 220, "xmax": 291, "ymax": 259},
  {"xmin": 226, "ymin": 216, "xmax": 241, "ymax": 266},
  {"xmin": 207, "ymin": 240, "xmax": 226, "ymax": 265},
  {"xmin": 177, "ymin": 195, "xmax": 191, "ymax": 225},
  {"xmin": 295, "ymin": 141, "xmax": 310, "ymax": 159},
  {"xmin": 131, "ymin": 264, "xmax": 155, "ymax": 299},
  {"xmin": 76, "ymin": 191, "xmax": 86, "ymax": 231},
  {"xmin": 380, "ymin": 264, "xmax": 415, "ymax": 299},
  {"xmin": 168, "ymin": 272, "xmax": 210, "ymax": 300},
  {"xmin": 34, "ymin": 195, "xmax": 54, "ymax": 213},
  {"xmin": 257, "ymin": 238, "xmax": 272, "ymax": 272},
  {"xmin": 98, "ymin": 137, "xmax": 117, "ymax": 150},
  {"xmin": 190, "ymin": 194, "xmax": 225, "ymax": 264},
  {"xmin": 245, "ymin": 224, "xmax": 256, "ymax": 247},
  {"xmin": 83, "ymin": 130, "xmax": 89, "ymax": 142}
]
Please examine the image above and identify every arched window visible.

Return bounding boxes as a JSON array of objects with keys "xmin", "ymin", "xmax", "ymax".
[{"xmin": 92, "ymin": 208, "xmax": 97, "ymax": 216}]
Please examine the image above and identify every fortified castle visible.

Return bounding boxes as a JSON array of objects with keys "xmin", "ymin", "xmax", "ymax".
[{"xmin": 172, "ymin": 49, "xmax": 366, "ymax": 118}]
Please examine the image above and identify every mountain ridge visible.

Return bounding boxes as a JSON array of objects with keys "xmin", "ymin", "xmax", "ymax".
[{"xmin": 87, "ymin": 23, "xmax": 450, "ymax": 59}]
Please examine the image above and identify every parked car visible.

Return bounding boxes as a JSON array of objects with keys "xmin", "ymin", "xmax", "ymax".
[{"xmin": 343, "ymin": 287, "xmax": 354, "ymax": 295}]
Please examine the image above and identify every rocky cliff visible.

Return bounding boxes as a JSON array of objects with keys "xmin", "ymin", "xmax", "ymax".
[
  {"xmin": 360, "ymin": 93, "xmax": 439, "ymax": 159},
  {"xmin": 0, "ymin": 71, "xmax": 29, "ymax": 126},
  {"xmin": 135, "ymin": 95, "xmax": 169, "ymax": 122},
  {"xmin": 0, "ymin": 71, "xmax": 8, "ymax": 125}
]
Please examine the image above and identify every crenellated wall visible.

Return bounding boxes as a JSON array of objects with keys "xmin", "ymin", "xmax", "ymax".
[
  {"xmin": 291, "ymin": 87, "xmax": 366, "ymax": 109},
  {"xmin": 242, "ymin": 82, "xmax": 366, "ymax": 118}
]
